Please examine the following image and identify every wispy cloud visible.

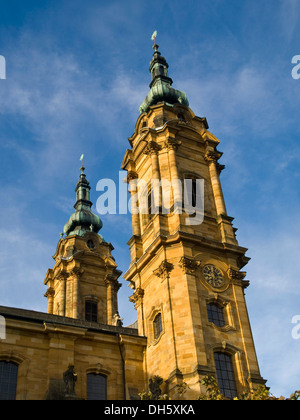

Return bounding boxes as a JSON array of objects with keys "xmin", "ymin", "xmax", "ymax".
[
  {"xmin": 237, "ymin": 217, "xmax": 300, "ymax": 396},
  {"xmin": 0, "ymin": 225, "xmax": 52, "ymax": 312},
  {"xmin": 279, "ymin": 0, "xmax": 300, "ymax": 43},
  {"xmin": 0, "ymin": 28, "xmax": 146, "ymax": 194}
]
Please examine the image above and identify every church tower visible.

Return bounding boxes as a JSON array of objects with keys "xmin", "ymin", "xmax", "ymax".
[
  {"xmin": 44, "ymin": 163, "xmax": 122, "ymax": 326},
  {"xmin": 122, "ymin": 41, "xmax": 266, "ymax": 398}
]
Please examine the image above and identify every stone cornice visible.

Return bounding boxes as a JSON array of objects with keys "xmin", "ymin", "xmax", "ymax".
[
  {"xmin": 204, "ymin": 149, "xmax": 223, "ymax": 163},
  {"xmin": 123, "ymin": 230, "xmax": 249, "ymax": 283},
  {"xmin": 105, "ymin": 271, "xmax": 122, "ymax": 291}
]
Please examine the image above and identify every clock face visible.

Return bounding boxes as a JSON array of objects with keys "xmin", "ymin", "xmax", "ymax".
[{"xmin": 203, "ymin": 265, "xmax": 224, "ymax": 288}]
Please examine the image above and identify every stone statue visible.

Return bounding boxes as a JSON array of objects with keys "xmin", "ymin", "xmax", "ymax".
[
  {"xmin": 63, "ymin": 365, "xmax": 77, "ymax": 396},
  {"xmin": 113, "ymin": 312, "xmax": 123, "ymax": 327},
  {"xmin": 149, "ymin": 375, "xmax": 163, "ymax": 400}
]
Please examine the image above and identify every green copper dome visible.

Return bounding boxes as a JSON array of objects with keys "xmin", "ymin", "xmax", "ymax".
[
  {"xmin": 139, "ymin": 43, "xmax": 189, "ymax": 114},
  {"xmin": 63, "ymin": 165, "xmax": 103, "ymax": 237}
]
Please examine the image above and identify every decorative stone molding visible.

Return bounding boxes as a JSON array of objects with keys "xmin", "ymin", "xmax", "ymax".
[
  {"xmin": 248, "ymin": 372, "xmax": 268, "ymax": 386},
  {"xmin": 105, "ymin": 273, "xmax": 122, "ymax": 292},
  {"xmin": 70, "ymin": 267, "xmax": 84, "ymax": 278},
  {"xmin": 86, "ymin": 362, "xmax": 112, "ymax": 377},
  {"xmin": 216, "ymin": 163, "xmax": 225, "ymax": 174},
  {"xmin": 227, "ymin": 267, "xmax": 249, "ymax": 288},
  {"xmin": 178, "ymin": 257, "xmax": 201, "ymax": 274},
  {"xmin": 204, "ymin": 149, "xmax": 223, "ymax": 163},
  {"xmin": 143, "ymin": 140, "xmax": 161, "ymax": 155},
  {"xmin": 227, "ymin": 267, "xmax": 246, "ymax": 280},
  {"xmin": 207, "ymin": 293, "xmax": 227, "ymax": 307},
  {"xmin": 57, "ymin": 271, "xmax": 68, "ymax": 282},
  {"xmin": 126, "ymin": 171, "xmax": 139, "ymax": 183},
  {"xmin": 45, "ymin": 287, "xmax": 55, "ymax": 298},
  {"xmin": 208, "ymin": 341, "xmax": 242, "ymax": 356},
  {"xmin": 129, "ymin": 288, "xmax": 144, "ymax": 311},
  {"xmin": 153, "ymin": 260, "xmax": 173, "ymax": 280},
  {"xmin": 164, "ymin": 137, "xmax": 181, "ymax": 151},
  {"xmin": 129, "ymin": 287, "xmax": 144, "ymax": 304}
]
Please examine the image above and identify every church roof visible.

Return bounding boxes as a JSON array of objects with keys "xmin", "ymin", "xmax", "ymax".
[{"xmin": 0, "ymin": 305, "xmax": 141, "ymax": 337}]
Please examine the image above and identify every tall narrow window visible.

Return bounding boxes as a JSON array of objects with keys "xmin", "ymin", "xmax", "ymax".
[
  {"xmin": 87, "ymin": 240, "xmax": 95, "ymax": 250},
  {"xmin": 207, "ymin": 303, "xmax": 225, "ymax": 327},
  {"xmin": 153, "ymin": 313, "xmax": 163, "ymax": 340},
  {"xmin": 183, "ymin": 178, "xmax": 204, "ymax": 215},
  {"xmin": 192, "ymin": 179, "xmax": 197, "ymax": 208},
  {"xmin": 85, "ymin": 300, "xmax": 98, "ymax": 323},
  {"xmin": 148, "ymin": 189, "xmax": 153, "ymax": 219},
  {"xmin": 87, "ymin": 373, "xmax": 107, "ymax": 400},
  {"xmin": 0, "ymin": 361, "xmax": 18, "ymax": 400},
  {"xmin": 214, "ymin": 352, "xmax": 237, "ymax": 399}
]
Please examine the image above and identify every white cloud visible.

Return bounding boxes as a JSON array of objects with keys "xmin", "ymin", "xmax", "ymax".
[
  {"xmin": 0, "ymin": 225, "xmax": 52, "ymax": 312},
  {"xmin": 0, "ymin": 28, "xmax": 146, "ymax": 195},
  {"xmin": 279, "ymin": 0, "xmax": 300, "ymax": 43},
  {"xmin": 239, "ymin": 217, "xmax": 300, "ymax": 397}
]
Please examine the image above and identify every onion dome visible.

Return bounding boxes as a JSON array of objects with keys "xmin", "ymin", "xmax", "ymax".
[
  {"xmin": 139, "ymin": 43, "xmax": 189, "ymax": 114},
  {"xmin": 63, "ymin": 165, "xmax": 103, "ymax": 237}
]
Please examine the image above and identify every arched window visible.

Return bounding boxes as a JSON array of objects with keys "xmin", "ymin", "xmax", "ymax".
[
  {"xmin": 0, "ymin": 361, "xmax": 18, "ymax": 400},
  {"xmin": 207, "ymin": 302, "xmax": 225, "ymax": 327},
  {"xmin": 159, "ymin": 65, "xmax": 165, "ymax": 75},
  {"xmin": 86, "ymin": 373, "xmax": 107, "ymax": 400},
  {"xmin": 85, "ymin": 300, "xmax": 98, "ymax": 323},
  {"xmin": 153, "ymin": 313, "xmax": 163, "ymax": 340},
  {"xmin": 214, "ymin": 352, "xmax": 237, "ymax": 399},
  {"xmin": 87, "ymin": 239, "xmax": 95, "ymax": 250},
  {"xmin": 177, "ymin": 113, "xmax": 185, "ymax": 121}
]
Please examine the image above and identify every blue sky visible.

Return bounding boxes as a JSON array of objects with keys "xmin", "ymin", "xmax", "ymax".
[{"xmin": 0, "ymin": 0, "xmax": 299, "ymax": 397}]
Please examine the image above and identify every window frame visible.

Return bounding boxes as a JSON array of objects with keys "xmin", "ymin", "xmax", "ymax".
[
  {"xmin": 153, "ymin": 313, "xmax": 163, "ymax": 340},
  {"xmin": 214, "ymin": 352, "xmax": 238, "ymax": 399},
  {"xmin": 0, "ymin": 361, "xmax": 18, "ymax": 400},
  {"xmin": 207, "ymin": 302, "xmax": 226, "ymax": 328},
  {"xmin": 87, "ymin": 239, "xmax": 95, "ymax": 250},
  {"xmin": 86, "ymin": 373, "xmax": 107, "ymax": 401},
  {"xmin": 85, "ymin": 300, "xmax": 98, "ymax": 323}
]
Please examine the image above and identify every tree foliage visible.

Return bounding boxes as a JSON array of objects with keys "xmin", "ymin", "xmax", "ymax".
[
  {"xmin": 199, "ymin": 376, "xmax": 300, "ymax": 400},
  {"xmin": 139, "ymin": 375, "xmax": 300, "ymax": 401}
]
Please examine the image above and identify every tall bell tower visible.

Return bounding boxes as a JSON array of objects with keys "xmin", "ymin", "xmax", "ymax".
[
  {"xmin": 122, "ymin": 41, "xmax": 266, "ymax": 398},
  {"xmin": 44, "ymin": 163, "xmax": 122, "ymax": 326}
]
